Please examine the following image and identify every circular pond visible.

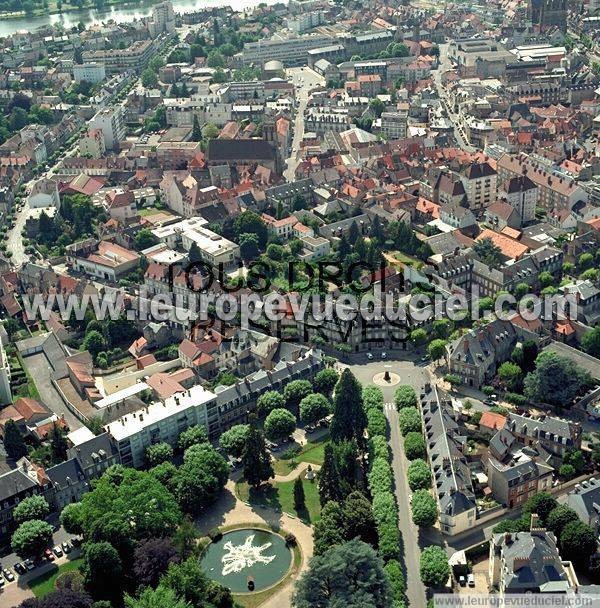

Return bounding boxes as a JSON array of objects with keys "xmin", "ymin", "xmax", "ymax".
[{"xmin": 201, "ymin": 528, "xmax": 293, "ymax": 593}]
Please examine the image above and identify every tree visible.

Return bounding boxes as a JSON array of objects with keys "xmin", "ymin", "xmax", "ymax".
[
  {"xmin": 407, "ymin": 459, "xmax": 432, "ymax": 491},
  {"xmin": 559, "ymin": 464, "xmax": 576, "ymax": 479},
  {"xmin": 411, "ymin": 490, "xmax": 438, "ymax": 527},
  {"xmin": 76, "ymin": 466, "xmax": 181, "ymax": 540},
  {"xmin": 498, "ymin": 361, "xmax": 523, "ymax": 391},
  {"xmin": 473, "ymin": 237, "xmax": 502, "ymax": 268},
  {"xmin": 312, "ymin": 501, "xmax": 345, "ymax": 555},
  {"xmin": 161, "ymin": 558, "xmax": 234, "ymax": 608},
  {"xmin": 341, "ymin": 491, "xmax": 378, "ymax": 547},
  {"xmin": 124, "ymin": 586, "xmax": 189, "ymax": 608},
  {"xmin": 141, "ymin": 68, "xmax": 158, "ymax": 88},
  {"xmin": 560, "ymin": 520, "xmax": 597, "ymax": 568},
  {"xmin": 369, "ymin": 97, "xmax": 385, "ymax": 118},
  {"xmin": 283, "ymin": 380, "xmax": 312, "ymax": 413},
  {"xmin": 135, "ymin": 229, "xmax": 159, "ymax": 251},
  {"xmin": 83, "ymin": 330, "xmax": 106, "ymax": 359},
  {"xmin": 563, "ymin": 448, "xmax": 584, "ymax": 473},
  {"xmin": 293, "ymin": 477, "xmax": 305, "ymax": 512},
  {"xmin": 293, "ymin": 539, "xmax": 391, "ymax": 608},
  {"xmin": 582, "ymin": 326, "xmax": 600, "ymax": 358},
  {"xmin": 318, "ymin": 443, "xmax": 343, "ymax": 506},
  {"xmin": 539, "ymin": 271, "xmax": 554, "ymax": 288},
  {"xmin": 219, "ymin": 424, "xmax": 250, "ymax": 458},
  {"xmin": 522, "ymin": 492, "xmax": 557, "ymax": 525},
  {"xmin": 133, "ymin": 538, "xmax": 180, "ymax": 589},
  {"xmin": 398, "ymin": 407, "xmax": 422, "ymax": 436},
  {"xmin": 313, "ymin": 368, "xmax": 339, "ymax": 397},
  {"xmin": 420, "ymin": 546, "xmax": 449, "ymax": 587},
  {"xmin": 524, "ymin": 351, "xmax": 591, "ymax": 407},
  {"xmin": 239, "ymin": 233, "xmax": 259, "ymax": 260},
  {"xmin": 299, "ymin": 394, "xmax": 330, "ymax": 425},
  {"xmin": 257, "ymin": 390, "xmax": 285, "ymax": 416},
  {"xmin": 521, "ymin": 340, "xmax": 539, "ymax": 373},
  {"xmin": 432, "ymin": 319, "xmax": 453, "ymax": 340},
  {"xmin": 242, "ymin": 416, "xmax": 273, "ymax": 487},
  {"xmin": 395, "ymin": 385, "xmax": 417, "ymax": 410},
  {"xmin": 18, "ymin": 589, "xmax": 93, "ymax": 608},
  {"xmin": 330, "ymin": 369, "xmax": 366, "ymax": 444},
  {"xmin": 173, "ymin": 443, "xmax": 229, "ymax": 516},
  {"xmin": 146, "ymin": 442, "xmax": 174, "ymax": 467},
  {"xmin": 11, "ymin": 519, "xmax": 53, "ymax": 557},
  {"xmin": 177, "ymin": 425, "xmax": 208, "ymax": 452},
  {"xmin": 264, "ymin": 408, "xmax": 296, "ymax": 442},
  {"xmin": 82, "ymin": 542, "xmax": 123, "ymax": 602},
  {"xmin": 234, "ymin": 211, "xmax": 268, "ymax": 249},
  {"xmin": 4, "ymin": 419, "xmax": 27, "ymax": 459},
  {"xmin": 410, "ymin": 328, "xmax": 427, "ymax": 346},
  {"xmin": 404, "ymin": 432, "xmax": 426, "ymax": 460},
  {"xmin": 13, "ymin": 495, "xmax": 50, "ymax": 524},
  {"xmin": 546, "ymin": 505, "xmax": 579, "ymax": 537},
  {"xmin": 191, "ymin": 115, "xmax": 201, "ymax": 141},
  {"xmin": 206, "ymin": 50, "xmax": 225, "ymax": 68},
  {"xmin": 427, "ymin": 339, "xmax": 447, "ymax": 362},
  {"xmin": 60, "ymin": 503, "xmax": 83, "ymax": 535}
]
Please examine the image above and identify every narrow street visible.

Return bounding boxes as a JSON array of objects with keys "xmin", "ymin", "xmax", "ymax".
[
  {"xmin": 283, "ymin": 67, "xmax": 324, "ymax": 182},
  {"xmin": 386, "ymin": 404, "xmax": 428, "ymax": 608},
  {"xmin": 433, "ymin": 45, "xmax": 476, "ymax": 153}
]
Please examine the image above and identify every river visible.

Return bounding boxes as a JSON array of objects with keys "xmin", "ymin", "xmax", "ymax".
[{"xmin": 0, "ymin": 0, "xmax": 277, "ymax": 38}]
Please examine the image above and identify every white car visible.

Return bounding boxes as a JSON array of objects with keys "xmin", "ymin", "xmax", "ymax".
[{"xmin": 366, "ymin": 353, "xmax": 373, "ymax": 360}]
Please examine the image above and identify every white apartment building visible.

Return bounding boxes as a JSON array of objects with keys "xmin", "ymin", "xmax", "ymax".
[
  {"xmin": 79, "ymin": 129, "xmax": 106, "ymax": 158},
  {"xmin": 73, "ymin": 62, "xmax": 106, "ymax": 84},
  {"xmin": 149, "ymin": 0, "xmax": 176, "ymax": 36},
  {"xmin": 242, "ymin": 34, "xmax": 333, "ymax": 66},
  {"xmin": 286, "ymin": 11, "xmax": 326, "ymax": 34},
  {"xmin": 381, "ymin": 111, "xmax": 408, "ymax": 140},
  {"xmin": 106, "ymin": 385, "xmax": 218, "ymax": 468},
  {"xmin": 151, "ymin": 217, "xmax": 240, "ymax": 268},
  {"xmin": 28, "ymin": 178, "xmax": 60, "ymax": 209},
  {"xmin": 89, "ymin": 105, "xmax": 126, "ymax": 151}
]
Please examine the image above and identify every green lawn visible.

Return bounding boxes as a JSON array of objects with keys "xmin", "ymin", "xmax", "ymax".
[
  {"xmin": 273, "ymin": 435, "xmax": 328, "ymax": 476},
  {"xmin": 28, "ymin": 558, "xmax": 84, "ymax": 598},
  {"xmin": 237, "ymin": 473, "xmax": 321, "ymax": 524}
]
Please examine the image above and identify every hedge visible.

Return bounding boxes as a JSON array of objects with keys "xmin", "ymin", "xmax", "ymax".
[
  {"xmin": 370, "ymin": 435, "xmax": 390, "ymax": 461},
  {"xmin": 504, "ymin": 392, "xmax": 528, "ymax": 406},
  {"xmin": 367, "ymin": 408, "xmax": 387, "ymax": 438},
  {"xmin": 368, "ymin": 457, "xmax": 393, "ymax": 494},
  {"xmin": 377, "ymin": 522, "xmax": 401, "ymax": 562},
  {"xmin": 385, "ymin": 559, "xmax": 406, "ymax": 603},
  {"xmin": 371, "ymin": 491, "xmax": 398, "ymax": 528}
]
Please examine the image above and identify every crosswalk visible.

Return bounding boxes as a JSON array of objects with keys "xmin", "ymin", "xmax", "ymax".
[{"xmin": 383, "ymin": 402, "xmax": 395, "ymax": 412}]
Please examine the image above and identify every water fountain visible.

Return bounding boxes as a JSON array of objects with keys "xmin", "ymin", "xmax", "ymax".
[{"xmin": 201, "ymin": 528, "xmax": 292, "ymax": 593}]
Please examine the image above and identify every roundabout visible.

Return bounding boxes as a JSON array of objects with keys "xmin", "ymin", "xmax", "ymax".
[{"xmin": 372, "ymin": 370, "xmax": 401, "ymax": 386}]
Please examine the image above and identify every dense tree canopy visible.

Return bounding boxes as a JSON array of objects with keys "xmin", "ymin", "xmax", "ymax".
[
  {"xmin": 420, "ymin": 546, "xmax": 450, "ymax": 587},
  {"xmin": 394, "ymin": 386, "xmax": 417, "ymax": 410},
  {"xmin": 330, "ymin": 369, "xmax": 366, "ymax": 444},
  {"xmin": 218, "ymin": 424, "xmax": 250, "ymax": 458},
  {"xmin": 264, "ymin": 408, "xmax": 296, "ymax": 442},
  {"xmin": 13, "ymin": 495, "xmax": 50, "ymax": 524},
  {"xmin": 293, "ymin": 539, "xmax": 391, "ymax": 608},
  {"xmin": 11, "ymin": 519, "xmax": 53, "ymax": 557}
]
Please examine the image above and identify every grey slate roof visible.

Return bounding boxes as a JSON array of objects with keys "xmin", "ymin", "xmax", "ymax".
[
  {"xmin": 422, "ymin": 386, "xmax": 476, "ymax": 518},
  {"xmin": 567, "ymin": 478, "xmax": 600, "ymax": 527},
  {"xmin": 0, "ymin": 468, "xmax": 37, "ymax": 503},
  {"xmin": 207, "ymin": 139, "xmax": 275, "ymax": 162},
  {"xmin": 492, "ymin": 531, "xmax": 570, "ymax": 592}
]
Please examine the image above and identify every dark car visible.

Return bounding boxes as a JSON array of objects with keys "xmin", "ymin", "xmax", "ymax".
[
  {"xmin": 71, "ymin": 537, "xmax": 82, "ymax": 548},
  {"xmin": 13, "ymin": 562, "xmax": 26, "ymax": 575}
]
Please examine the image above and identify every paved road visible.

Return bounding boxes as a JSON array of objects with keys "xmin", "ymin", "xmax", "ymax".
[
  {"xmin": 283, "ymin": 67, "xmax": 324, "ymax": 182},
  {"xmin": 433, "ymin": 45, "xmax": 476, "ymax": 153},
  {"xmin": 386, "ymin": 404, "xmax": 428, "ymax": 608}
]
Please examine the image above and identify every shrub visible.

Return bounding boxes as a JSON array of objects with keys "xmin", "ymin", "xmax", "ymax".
[
  {"xmin": 398, "ymin": 408, "xmax": 422, "ymax": 436},
  {"xmin": 368, "ymin": 458, "xmax": 393, "ymax": 494},
  {"xmin": 363, "ymin": 385, "xmax": 384, "ymax": 411},
  {"xmin": 384, "ymin": 559, "xmax": 406, "ymax": 603},
  {"xmin": 395, "ymin": 385, "xmax": 417, "ymax": 409},
  {"xmin": 367, "ymin": 408, "xmax": 387, "ymax": 438},
  {"xmin": 411, "ymin": 490, "xmax": 438, "ymax": 527},
  {"xmin": 370, "ymin": 435, "xmax": 390, "ymax": 461},
  {"xmin": 377, "ymin": 522, "xmax": 400, "ymax": 562},
  {"xmin": 504, "ymin": 392, "xmax": 528, "ymax": 406},
  {"xmin": 404, "ymin": 432, "xmax": 426, "ymax": 460},
  {"xmin": 407, "ymin": 459, "xmax": 432, "ymax": 491},
  {"xmin": 208, "ymin": 528, "xmax": 222, "ymax": 542}
]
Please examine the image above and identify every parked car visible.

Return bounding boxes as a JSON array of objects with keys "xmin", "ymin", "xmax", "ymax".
[
  {"xmin": 43, "ymin": 548, "xmax": 55, "ymax": 561},
  {"xmin": 62, "ymin": 541, "xmax": 72, "ymax": 554},
  {"xmin": 13, "ymin": 562, "xmax": 26, "ymax": 575},
  {"xmin": 366, "ymin": 353, "xmax": 373, "ymax": 360},
  {"xmin": 3, "ymin": 567, "xmax": 15, "ymax": 582},
  {"xmin": 52, "ymin": 546, "xmax": 63, "ymax": 558},
  {"xmin": 381, "ymin": 352, "xmax": 387, "ymax": 359},
  {"xmin": 458, "ymin": 575, "xmax": 466, "ymax": 587},
  {"xmin": 24, "ymin": 558, "xmax": 35, "ymax": 571},
  {"xmin": 467, "ymin": 574, "xmax": 475, "ymax": 587},
  {"xmin": 71, "ymin": 537, "xmax": 82, "ymax": 548}
]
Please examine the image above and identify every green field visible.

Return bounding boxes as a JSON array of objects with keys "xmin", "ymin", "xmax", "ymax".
[
  {"xmin": 237, "ymin": 472, "xmax": 321, "ymax": 524},
  {"xmin": 28, "ymin": 558, "xmax": 84, "ymax": 598},
  {"xmin": 272, "ymin": 435, "xmax": 328, "ymax": 476}
]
